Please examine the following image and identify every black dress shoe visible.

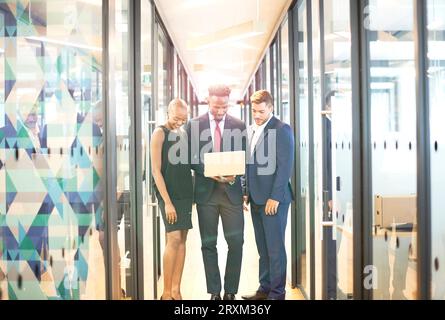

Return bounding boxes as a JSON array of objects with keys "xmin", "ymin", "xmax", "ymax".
[
  {"xmin": 210, "ymin": 293, "xmax": 221, "ymax": 300},
  {"xmin": 223, "ymin": 293, "xmax": 236, "ymax": 300},
  {"xmin": 241, "ymin": 291, "xmax": 268, "ymax": 300}
]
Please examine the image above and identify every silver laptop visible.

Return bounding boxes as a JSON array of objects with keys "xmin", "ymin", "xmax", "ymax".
[{"xmin": 204, "ymin": 150, "xmax": 245, "ymax": 177}]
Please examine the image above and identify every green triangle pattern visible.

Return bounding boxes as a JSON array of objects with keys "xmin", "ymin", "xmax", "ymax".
[
  {"xmin": 92, "ymin": 167, "xmax": 100, "ymax": 189},
  {"xmin": 5, "ymin": 60, "xmax": 15, "ymax": 81},
  {"xmin": 6, "ymin": 26, "xmax": 17, "ymax": 37},
  {"xmin": 56, "ymin": 55, "xmax": 64, "ymax": 74},
  {"xmin": 6, "ymin": 172, "xmax": 17, "ymax": 193},
  {"xmin": 19, "ymin": 235, "xmax": 36, "ymax": 251},
  {"xmin": 8, "ymin": 283, "xmax": 18, "ymax": 300},
  {"xmin": 32, "ymin": 215, "xmax": 51, "ymax": 227},
  {"xmin": 17, "ymin": 4, "xmax": 30, "ymax": 25},
  {"xmin": 17, "ymin": 125, "xmax": 29, "ymax": 139}
]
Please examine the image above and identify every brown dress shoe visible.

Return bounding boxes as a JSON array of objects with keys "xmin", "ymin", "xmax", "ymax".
[{"xmin": 241, "ymin": 291, "xmax": 268, "ymax": 300}]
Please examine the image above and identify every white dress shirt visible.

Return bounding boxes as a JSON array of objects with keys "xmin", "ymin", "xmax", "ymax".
[
  {"xmin": 208, "ymin": 112, "xmax": 226, "ymax": 143},
  {"xmin": 250, "ymin": 113, "xmax": 273, "ymax": 157}
]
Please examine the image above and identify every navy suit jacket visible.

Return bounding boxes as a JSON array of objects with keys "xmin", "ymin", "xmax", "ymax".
[
  {"xmin": 247, "ymin": 116, "xmax": 295, "ymax": 205},
  {"xmin": 186, "ymin": 113, "xmax": 247, "ymax": 205}
]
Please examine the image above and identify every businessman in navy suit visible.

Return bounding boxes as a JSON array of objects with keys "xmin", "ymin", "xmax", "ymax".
[
  {"xmin": 186, "ymin": 84, "xmax": 246, "ymax": 300},
  {"xmin": 242, "ymin": 90, "xmax": 294, "ymax": 300}
]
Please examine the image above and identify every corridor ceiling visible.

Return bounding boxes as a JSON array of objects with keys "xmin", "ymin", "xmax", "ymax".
[{"xmin": 154, "ymin": 0, "xmax": 292, "ymax": 102}]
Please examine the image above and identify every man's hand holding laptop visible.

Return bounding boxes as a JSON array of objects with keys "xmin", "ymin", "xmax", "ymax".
[{"xmin": 210, "ymin": 175, "xmax": 236, "ymax": 184}]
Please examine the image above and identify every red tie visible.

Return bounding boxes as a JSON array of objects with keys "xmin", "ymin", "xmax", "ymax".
[{"xmin": 214, "ymin": 119, "xmax": 221, "ymax": 152}]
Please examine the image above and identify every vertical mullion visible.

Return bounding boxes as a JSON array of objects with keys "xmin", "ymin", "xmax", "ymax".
[
  {"xmin": 132, "ymin": 0, "xmax": 144, "ymax": 300},
  {"xmin": 291, "ymin": 2, "xmax": 303, "ymax": 289},
  {"xmin": 288, "ymin": 1, "xmax": 298, "ymax": 289},
  {"xmin": 306, "ymin": 0, "xmax": 315, "ymax": 300},
  {"xmin": 350, "ymin": 0, "xmax": 364, "ymax": 300},
  {"xmin": 414, "ymin": 0, "xmax": 431, "ymax": 300},
  {"xmin": 319, "ymin": 0, "xmax": 328, "ymax": 300},
  {"xmin": 358, "ymin": 0, "xmax": 373, "ymax": 300},
  {"xmin": 152, "ymin": 12, "xmax": 159, "ymax": 300},
  {"xmin": 103, "ymin": 0, "xmax": 120, "ymax": 300}
]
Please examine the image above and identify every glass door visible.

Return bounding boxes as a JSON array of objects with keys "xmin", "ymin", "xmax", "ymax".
[
  {"xmin": 321, "ymin": 0, "xmax": 354, "ymax": 300},
  {"xmin": 296, "ymin": 0, "xmax": 311, "ymax": 298},
  {"xmin": 365, "ymin": 0, "xmax": 417, "ymax": 300},
  {"xmin": 139, "ymin": 0, "xmax": 154, "ymax": 300},
  {"xmin": 151, "ymin": 19, "xmax": 173, "ymax": 299}
]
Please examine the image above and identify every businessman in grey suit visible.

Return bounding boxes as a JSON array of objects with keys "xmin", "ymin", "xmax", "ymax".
[{"xmin": 186, "ymin": 84, "xmax": 246, "ymax": 300}]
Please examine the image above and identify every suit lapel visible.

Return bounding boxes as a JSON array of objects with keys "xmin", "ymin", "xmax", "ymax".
[
  {"xmin": 201, "ymin": 113, "xmax": 212, "ymax": 146},
  {"xmin": 222, "ymin": 115, "xmax": 232, "ymax": 151},
  {"xmin": 253, "ymin": 116, "xmax": 278, "ymax": 155},
  {"xmin": 247, "ymin": 126, "xmax": 255, "ymax": 162}
]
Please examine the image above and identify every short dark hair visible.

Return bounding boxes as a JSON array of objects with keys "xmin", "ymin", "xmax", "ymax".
[
  {"xmin": 208, "ymin": 84, "xmax": 231, "ymax": 97},
  {"xmin": 250, "ymin": 90, "xmax": 273, "ymax": 107}
]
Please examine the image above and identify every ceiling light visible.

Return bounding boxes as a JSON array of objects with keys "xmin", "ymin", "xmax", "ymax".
[
  {"xmin": 78, "ymin": 0, "xmax": 102, "ymax": 6},
  {"xmin": 187, "ymin": 20, "xmax": 266, "ymax": 50},
  {"xmin": 182, "ymin": 0, "xmax": 215, "ymax": 9}
]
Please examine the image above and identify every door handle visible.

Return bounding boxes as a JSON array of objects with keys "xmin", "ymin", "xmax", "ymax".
[{"xmin": 146, "ymin": 202, "xmax": 158, "ymax": 217}]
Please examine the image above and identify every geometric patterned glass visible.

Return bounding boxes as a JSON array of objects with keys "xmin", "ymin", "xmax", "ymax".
[{"xmin": 0, "ymin": 0, "xmax": 105, "ymax": 299}]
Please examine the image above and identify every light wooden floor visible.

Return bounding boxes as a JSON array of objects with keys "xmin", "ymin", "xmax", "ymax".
[{"xmin": 170, "ymin": 205, "xmax": 304, "ymax": 300}]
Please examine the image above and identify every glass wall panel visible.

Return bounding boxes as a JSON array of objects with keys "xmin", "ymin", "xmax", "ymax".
[
  {"xmin": 140, "ymin": 0, "xmax": 154, "ymax": 299},
  {"xmin": 324, "ymin": 0, "xmax": 353, "ymax": 299},
  {"xmin": 311, "ymin": 0, "xmax": 323, "ymax": 300},
  {"xmin": 428, "ymin": 0, "xmax": 445, "ymax": 300},
  {"xmin": 227, "ymin": 103, "xmax": 241, "ymax": 119},
  {"xmin": 0, "ymin": 0, "xmax": 105, "ymax": 299},
  {"xmin": 272, "ymin": 40, "xmax": 279, "ymax": 116},
  {"xmin": 113, "ymin": 0, "xmax": 133, "ymax": 300},
  {"xmin": 281, "ymin": 17, "xmax": 290, "ymax": 124},
  {"xmin": 265, "ymin": 50, "xmax": 271, "ymax": 93},
  {"xmin": 155, "ymin": 25, "xmax": 173, "ymax": 292},
  {"xmin": 366, "ymin": 0, "xmax": 417, "ymax": 300},
  {"xmin": 297, "ymin": 0, "xmax": 310, "ymax": 297}
]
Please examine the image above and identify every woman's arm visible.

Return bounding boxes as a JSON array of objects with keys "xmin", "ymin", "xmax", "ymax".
[
  {"xmin": 150, "ymin": 128, "xmax": 177, "ymax": 224},
  {"xmin": 150, "ymin": 128, "xmax": 176, "ymax": 219},
  {"xmin": 150, "ymin": 128, "xmax": 173, "ymax": 205}
]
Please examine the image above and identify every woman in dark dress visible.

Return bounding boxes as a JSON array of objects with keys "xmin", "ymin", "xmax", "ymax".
[{"xmin": 150, "ymin": 98, "xmax": 193, "ymax": 300}]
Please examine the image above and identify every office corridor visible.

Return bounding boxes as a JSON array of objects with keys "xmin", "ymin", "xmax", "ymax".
[{"xmin": 1, "ymin": 0, "xmax": 445, "ymax": 301}]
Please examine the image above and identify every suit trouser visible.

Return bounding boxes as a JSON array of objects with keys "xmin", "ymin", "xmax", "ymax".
[
  {"xmin": 197, "ymin": 185, "xmax": 244, "ymax": 294},
  {"xmin": 250, "ymin": 200, "xmax": 289, "ymax": 300}
]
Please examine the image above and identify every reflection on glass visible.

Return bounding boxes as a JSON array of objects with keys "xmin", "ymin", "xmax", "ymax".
[
  {"xmin": 265, "ymin": 51, "xmax": 271, "ymax": 93},
  {"xmin": 227, "ymin": 104, "xmax": 242, "ymax": 119},
  {"xmin": 140, "ymin": 0, "xmax": 154, "ymax": 299},
  {"xmin": 272, "ymin": 41, "xmax": 279, "ymax": 116},
  {"xmin": 297, "ymin": 0, "xmax": 310, "ymax": 297},
  {"xmin": 154, "ymin": 28, "xmax": 171, "ymax": 294},
  {"xmin": 281, "ymin": 17, "xmax": 290, "ymax": 124},
  {"xmin": 367, "ymin": 0, "xmax": 417, "ymax": 300},
  {"xmin": 428, "ymin": 0, "xmax": 445, "ymax": 300},
  {"xmin": 113, "ymin": 0, "xmax": 133, "ymax": 300},
  {"xmin": 0, "ymin": 1, "xmax": 104, "ymax": 299},
  {"xmin": 311, "ymin": 0, "xmax": 323, "ymax": 300},
  {"xmin": 324, "ymin": 0, "xmax": 353, "ymax": 300}
]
